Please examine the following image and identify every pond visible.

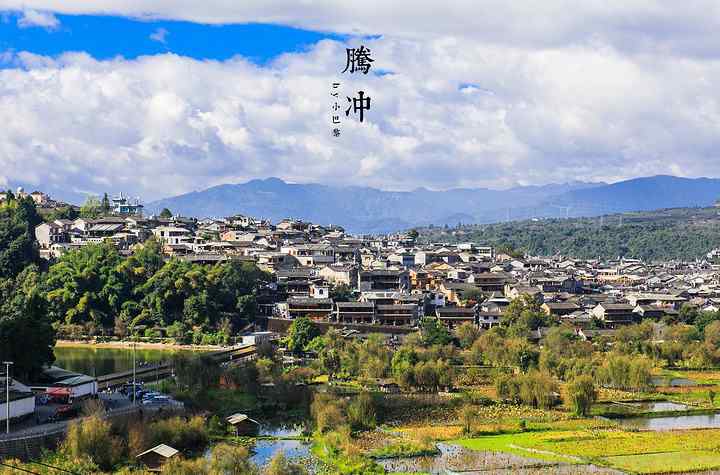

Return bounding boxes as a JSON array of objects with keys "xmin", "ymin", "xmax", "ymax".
[
  {"xmin": 249, "ymin": 439, "xmax": 311, "ymax": 467},
  {"xmin": 624, "ymin": 401, "xmax": 688, "ymax": 412},
  {"xmin": 594, "ymin": 400, "xmax": 689, "ymax": 417},
  {"xmin": 651, "ymin": 376, "xmax": 697, "ymax": 387},
  {"xmin": 376, "ymin": 442, "xmax": 560, "ymax": 474},
  {"xmin": 53, "ymin": 346, "xmax": 185, "ymax": 376},
  {"xmin": 206, "ymin": 424, "xmax": 313, "ymax": 470},
  {"xmin": 375, "ymin": 443, "xmax": 620, "ymax": 474},
  {"xmin": 614, "ymin": 413, "xmax": 720, "ymax": 430}
]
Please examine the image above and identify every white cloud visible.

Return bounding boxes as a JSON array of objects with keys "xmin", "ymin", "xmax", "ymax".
[
  {"xmin": 16, "ymin": 8, "xmax": 59, "ymax": 29},
  {"xmin": 3, "ymin": 1, "xmax": 720, "ymax": 57},
  {"xmin": 149, "ymin": 27, "xmax": 168, "ymax": 44},
  {"xmin": 2, "ymin": 3, "xmax": 720, "ymax": 198},
  {"xmin": 2, "ymin": 34, "xmax": 720, "ymax": 201}
]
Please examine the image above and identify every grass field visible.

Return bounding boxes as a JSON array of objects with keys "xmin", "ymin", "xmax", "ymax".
[
  {"xmin": 450, "ymin": 428, "xmax": 720, "ymax": 473},
  {"xmin": 605, "ymin": 450, "xmax": 720, "ymax": 473}
]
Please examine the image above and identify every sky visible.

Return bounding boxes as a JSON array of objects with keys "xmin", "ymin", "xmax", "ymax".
[{"xmin": 1, "ymin": 2, "xmax": 720, "ymax": 201}]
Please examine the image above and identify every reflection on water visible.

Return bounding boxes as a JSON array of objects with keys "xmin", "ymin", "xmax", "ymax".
[
  {"xmin": 651, "ymin": 377, "xmax": 696, "ymax": 387},
  {"xmin": 376, "ymin": 443, "xmax": 556, "ymax": 474},
  {"xmin": 259, "ymin": 424, "xmax": 305, "ymax": 438},
  {"xmin": 250, "ymin": 439, "xmax": 310, "ymax": 467},
  {"xmin": 624, "ymin": 401, "xmax": 688, "ymax": 412},
  {"xmin": 615, "ymin": 413, "xmax": 720, "ymax": 430},
  {"xmin": 53, "ymin": 346, "xmax": 183, "ymax": 376}
]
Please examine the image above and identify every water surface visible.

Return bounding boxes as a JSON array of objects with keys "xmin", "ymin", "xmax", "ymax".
[
  {"xmin": 53, "ymin": 346, "xmax": 184, "ymax": 376},
  {"xmin": 614, "ymin": 413, "xmax": 720, "ymax": 430}
]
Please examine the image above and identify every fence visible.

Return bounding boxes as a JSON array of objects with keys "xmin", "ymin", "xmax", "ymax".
[{"xmin": 0, "ymin": 403, "xmax": 173, "ymax": 461}]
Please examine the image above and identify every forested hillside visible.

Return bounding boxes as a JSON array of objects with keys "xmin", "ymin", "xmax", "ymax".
[
  {"xmin": 0, "ymin": 191, "xmax": 271, "ymax": 380},
  {"xmin": 417, "ymin": 207, "xmax": 720, "ymax": 261}
]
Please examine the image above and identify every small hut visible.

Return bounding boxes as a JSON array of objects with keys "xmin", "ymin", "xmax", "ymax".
[
  {"xmin": 226, "ymin": 413, "xmax": 260, "ymax": 436},
  {"xmin": 136, "ymin": 444, "xmax": 179, "ymax": 471}
]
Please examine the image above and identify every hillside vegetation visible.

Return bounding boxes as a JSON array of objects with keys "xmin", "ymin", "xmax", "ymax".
[{"xmin": 417, "ymin": 206, "xmax": 720, "ymax": 261}]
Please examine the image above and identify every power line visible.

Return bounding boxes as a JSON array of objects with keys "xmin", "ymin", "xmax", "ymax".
[
  {"xmin": 28, "ymin": 460, "xmax": 81, "ymax": 474},
  {"xmin": 0, "ymin": 461, "xmax": 43, "ymax": 475}
]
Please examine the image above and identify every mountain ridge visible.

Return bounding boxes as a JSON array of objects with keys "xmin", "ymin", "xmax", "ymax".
[{"xmin": 144, "ymin": 175, "xmax": 720, "ymax": 233}]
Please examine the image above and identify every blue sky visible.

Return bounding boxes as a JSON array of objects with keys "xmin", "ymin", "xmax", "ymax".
[{"xmin": 0, "ymin": 12, "xmax": 341, "ymax": 63}]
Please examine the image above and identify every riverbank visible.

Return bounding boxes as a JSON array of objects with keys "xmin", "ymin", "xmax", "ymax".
[{"xmin": 55, "ymin": 339, "xmax": 224, "ymax": 352}]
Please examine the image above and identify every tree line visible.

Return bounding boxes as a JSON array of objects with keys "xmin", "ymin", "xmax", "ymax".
[{"xmin": 0, "ymin": 193, "xmax": 269, "ymax": 380}]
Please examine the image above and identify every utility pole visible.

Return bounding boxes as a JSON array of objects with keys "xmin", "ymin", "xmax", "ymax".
[
  {"xmin": 3, "ymin": 361, "xmax": 13, "ymax": 434},
  {"xmin": 132, "ymin": 343, "xmax": 137, "ymax": 405}
]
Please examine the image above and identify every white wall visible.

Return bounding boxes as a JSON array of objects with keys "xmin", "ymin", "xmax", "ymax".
[{"xmin": 0, "ymin": 395, "xmax": 36, "ymax": 421}]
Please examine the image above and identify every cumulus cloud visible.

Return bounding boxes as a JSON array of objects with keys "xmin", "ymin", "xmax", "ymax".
[
  {"xmin": 4, "ymin": 1, "xmax": 720, "ymax": 57},
  {"xmin": 16, "ymin": 8, "xmax": 59, "ymax": 29},
  {"xmin": 149, "ymin": 27, "xmax": 168, "ymax": 44},
  {"xmin": 3, "ymin": 33, "xmax": 720, "ymax": 200}
]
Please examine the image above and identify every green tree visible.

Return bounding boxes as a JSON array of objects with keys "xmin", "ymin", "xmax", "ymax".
[
  {"xmin": 79, "ymin": 195, "xmax": 102, "ymax": 219},
  {"xmin": 566, "ymin": 375, "xmax": 597, "ymax": 416},
  {"xmin": 420, "ymin": 318, "xmax": 452, "ymax": 346},
  {"xmin": 391, "ymin": 346, "xmax": 418, "ymax": 389},
  {"xmin": 45, "ymin": 205, "xmax": 79, "ymax": 221},
  {"xmin": 455, "ymin": 321, "xmax": 481, "ymax": 349},
  {"xmin": 0, "ymin": 265, "xmax": 55, "ymax": 380},
  {"xmin": 285, "ymin": 317, "xmax": 320, "ymax": 354},
  {"xmin": 459, "ymin": 404, "xmax": 477, "ymax": 435},
  {"xmin": 45, "ymin": 241, "xmax": 129, "ymax": 328},
  {"xmin": 100, "ymin": 193, "xmax": 111, "ymax": 214},
  {"xmin": 330, "ymin": 284, "xmax": 354, "ymax": 302},
  {"xmin": 159, "ymin": 208, "xmax": 173, "ymax": 219},
  {"xmin": 0, "ymin": 194, "xmax": 41, "ymax": 280},
  {"xmin": 503, "ymin": 294, "xmax": 548, "ymax": 336}
]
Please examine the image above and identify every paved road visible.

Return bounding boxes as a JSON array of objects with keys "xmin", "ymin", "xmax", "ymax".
[{"xmin": 0, "ymin": 392, "xmax": 179, "ymax": 441}]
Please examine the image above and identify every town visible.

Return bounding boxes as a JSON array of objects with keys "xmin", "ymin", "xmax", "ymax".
[
  {"xmin": 3, "ymin": 189, "xmax": 720, "ymax": 474},
  {"xmin": 29, "ymin": 189, "xmax": 718, "ymax": 336}
]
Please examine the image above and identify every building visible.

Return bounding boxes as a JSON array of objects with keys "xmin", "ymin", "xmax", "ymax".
[
  {"xmin": 0, "ymin": 379, "xmax": 36, "ymax": 424},
  {"xmin": 286, "ymin": 297, "xmax": 334, "ymax": 321},
  {"xmin": 541, "ymin": 302, "xmax": 580, "ymax": 317},
  {"xmin": 375, "ymin": 304, "xmax": 418, "ymax": 327},
  {"xmin": 319, "ymin": 264, "xmax": 358, "ymax": 287},
  {"xmin": 226, "ymin": 413, "xmax": 260, "ymax": 436},
  {"xmin": 112, "ymin": 193, "xmax": 144, "ymax": 216},
  {"xmin": 591, "ymin": 303, "xmax": 636, "ymax": 326},
  {"xmin": 436, "ymin": 306, "xmax": 476, "ymax": 330},
  {"xmin": 136, "ymin": 444, "xmax": 179, "ymax": 471},
  {"xmin": 358, "ymin": 270, "xmax": 410, "ymax": 292},
  {"xmin": 152, "ymin": 226, "xmax": 192, "ymax": 245},
  {"xmin": 35, "ymin": 222, "xmax": 69, "ymax": 249},
  {"xmin": 335, "ymin": 301, "xmax": 375, "ymax": 324}
]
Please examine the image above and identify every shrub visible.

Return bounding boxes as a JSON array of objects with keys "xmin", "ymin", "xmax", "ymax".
[
  {"xmin": 148, "ymin": 416, "xmax": 208, "ymax": 452},
  {"xmin": 207, "ymin": 443, "xmax": 258, "ymax": 474},
  {"xmin": 265, "ymin": 452, "xmax": 308, "ymax": 475},
  {"xmin": 311, "ymin": 393, "xmax": 346, "ymax": 433},
  {"xmin": 459, "ymin": 404, "xmax": 477, "ymax": 435},
  {"xmin": 347, "ymin": 392, "xmax": 378, "ymax": 431},
  {"xmin": 62, "ymin": 415, "xmax": 123, "ymax": 471}
]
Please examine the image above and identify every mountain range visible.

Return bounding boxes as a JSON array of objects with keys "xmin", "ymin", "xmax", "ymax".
[{"xmin": 143, "ymin": 175, "xmax": 720, "ymax": 234}]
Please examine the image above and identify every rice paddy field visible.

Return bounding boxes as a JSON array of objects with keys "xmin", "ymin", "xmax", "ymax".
[
  {"xmin": 365, "ymin": 382, "xmax": 720, "ymax": 475},
  {"xmin": 369, "ymin": 424, "xmax": 720, "ymax": 474}
]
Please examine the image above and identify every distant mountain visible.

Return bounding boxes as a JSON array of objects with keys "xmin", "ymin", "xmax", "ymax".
[
  {"xmin": 541, "ymin": 175, "xmax": 720, "ymax": 216},
  {"xmin": 146, "ymin": 178, "xmax": 601, "ymax": 233},
  {"xmin": 146, "ymin": 175, "xmax": 720, "ymax": 233}
]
